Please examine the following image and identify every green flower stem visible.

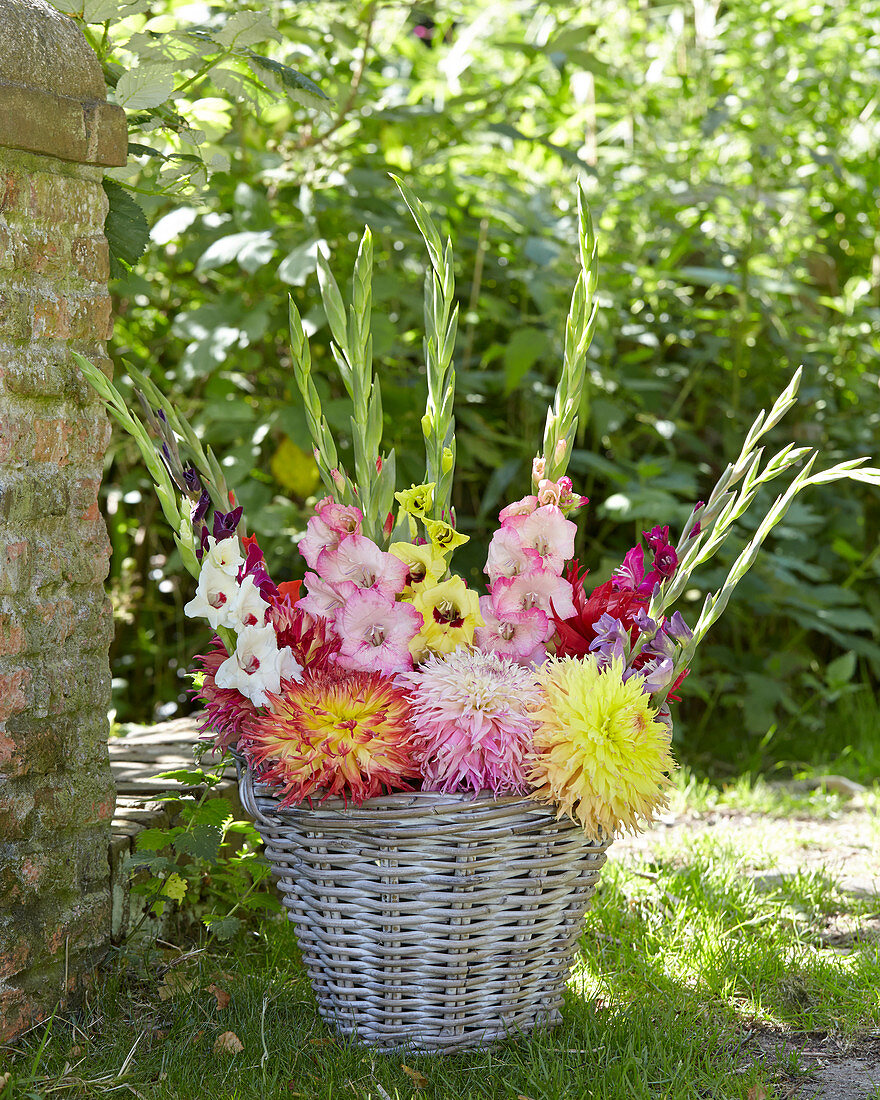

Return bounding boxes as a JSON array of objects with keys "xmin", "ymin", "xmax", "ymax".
[
  {"xmin": 126, "ymin": 363, "xmax": 232, "ymax": 516},
  {"xmin": 542, "ymin": 188, "xmax": 598, "ymax": 483},
  {"xmin": 392, "ymin": 175, "xmax": 458, "ymax": 523},
  {"xmin": 288, "ymin": 298, "xmax": 357, "ymax": 508},
  {"xmin": 73, "ymin": 353, "xmax": 201, "ymax": 579}
]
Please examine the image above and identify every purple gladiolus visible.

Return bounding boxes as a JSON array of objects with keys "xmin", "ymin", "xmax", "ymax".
[{"xmin": 213, "ymin": 506, "xmax": 243, "ymax": 541}]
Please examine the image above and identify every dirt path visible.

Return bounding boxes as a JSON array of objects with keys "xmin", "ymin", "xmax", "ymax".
[{"xmin": 616, "ymin": 799, "xmax": 880, "ymax": 1099}]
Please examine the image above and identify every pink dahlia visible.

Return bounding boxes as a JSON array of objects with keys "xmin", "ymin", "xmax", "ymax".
[{"xmin": 404, "ymin": 649, "xmax": 542, "ymax": 795}]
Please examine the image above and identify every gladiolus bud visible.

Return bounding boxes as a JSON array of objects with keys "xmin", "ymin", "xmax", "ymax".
[
  {"xmin": 441, "ymin": 446, "xmax": 454, "ymax": 474},
  {"xmin": 554, "ymin": 439, "xmax": 567, "ymax": 465}
]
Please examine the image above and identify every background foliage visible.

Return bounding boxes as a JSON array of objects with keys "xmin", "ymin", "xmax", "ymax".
[{"xmin": 71, "ymin": 0, "xmax": 880, "ymax": 770}]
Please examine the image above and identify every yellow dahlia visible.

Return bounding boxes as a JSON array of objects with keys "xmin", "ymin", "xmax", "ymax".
[
  {"xmin": 408, "ymin": 575, "xmax": 483, "ymax": 663},
  {"xmin": 530, "ymin": 655, "xmax": 675, "ymax": 840},
  {"xmin": 241, "ymin": 670, "xmax": 419, "ymax": 806}
]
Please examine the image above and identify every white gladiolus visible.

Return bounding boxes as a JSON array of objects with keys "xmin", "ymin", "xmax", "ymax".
[
  {"xmin": 204, "ymin": 535, "xmax": 243, "ymax": 577},
  {"xmin": 231, "ymin": 573, "xmax": 270, "ymax": 630},
  {"xmin": 214, "ymin": 623, "xmax": 302, "ymax": 707},
  {"xmin": 183, "ymin": 561, "xmax": 241, "ymax": 631}
]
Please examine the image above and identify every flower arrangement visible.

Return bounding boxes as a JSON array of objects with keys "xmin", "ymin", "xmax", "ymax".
[{"xmin": 77, "ymin": 181, "xmax": 880, "ymax": 844}]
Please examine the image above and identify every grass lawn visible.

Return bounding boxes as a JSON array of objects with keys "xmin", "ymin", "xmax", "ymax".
[{"xmin": 4, "ymin": 774, "xmax": 879, "ymax": 1100}]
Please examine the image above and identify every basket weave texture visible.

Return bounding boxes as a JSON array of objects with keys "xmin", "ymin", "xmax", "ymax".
[{"xmin": 239, "ymin": 767, "xmax": 610, "ymax": 1053}]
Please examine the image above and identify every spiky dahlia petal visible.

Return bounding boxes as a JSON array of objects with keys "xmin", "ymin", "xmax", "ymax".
[
  {"xmin": 404, "ymin": 649, "xmax": 542, "ymax": 795},
  {"xmin": 193, "ymin": 638, "xmax": 258, "ymax": 752},
  {"xmin": 240, "ymin": 670, "xmax": 419, "ymax": 806},
  {"xmin": 530, "ymin": 654, "xmax": 675, "ymax": 840}
]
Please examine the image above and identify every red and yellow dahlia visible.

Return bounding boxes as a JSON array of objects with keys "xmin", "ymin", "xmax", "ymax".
[{"xmin": 241, "ymin": 670, "xmax": 419, "ymax": 805}]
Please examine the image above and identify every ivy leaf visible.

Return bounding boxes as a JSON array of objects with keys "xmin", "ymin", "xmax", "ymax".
[
  {"xmin": 103, "ymin": 180, "xmax": 149, "ymax": 277},
  {"xmin": 115, "ymin": 64, "xmax": 175, "ymax": 109},
  {"xmin": 246, "ymin": 54, "xmax": 331, "ymax": 111},
  {"xmin": 173, "ymin": 824, "xmax": 222, "ymax": 862}
]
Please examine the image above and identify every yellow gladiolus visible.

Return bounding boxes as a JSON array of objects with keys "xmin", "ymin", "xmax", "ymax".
[
  {"xmin": 409, "ymin": 576, "xmax": 483, "ymax": 663},
  {"xmin": 388, "ymin": 541, "xmax": 447, "ymax": 597}
]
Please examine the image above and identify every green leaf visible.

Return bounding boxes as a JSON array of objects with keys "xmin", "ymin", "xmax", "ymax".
[
  {"xmin": 103, "ymin": 180, "xmax": 149, "ymax": 277},
  {"xmin": 196, "ymin": 231, "xmax": 276, "ymax": 274},
  {"xmin": 173, "ymin": 824, "xmax": 222, "ymax": 861},
  {"xmin": 503, "ymin": 327, "xmax": 547, "ymax": 393},
  {"xmin": 247, "ymin": 54, "xmax": 331, "ymax": 110},
  {"xmin": 83, "ymin": 0, "xmax": 150, "ymax": 22},
  {"xmin": 161, "ymin": 872, "xmax": 189, "ymax": 902},
  {"xmin": 825, "ymin": 651, "xmax": 857, "ymax": 688},
  {"xmin": 278, "ymin": 238, "xmax": 323, "ymax": 285},
  {"xmin": 215, "ymin": 12, "xmax": 282, "ymax": 49},
  {"xmin": 115, "ymin": 64, "xmax": 175, "ymax": 109},
  {"xmin": 204, "ymin": 915, "xmax": 242, "ymax": 940},
  {"xmin": 189, "ymin": 797, "xmax": 234, "ymax": 828},
  {"xmin": 135, "ymin": 828, "xmax": 175, "ymax": 852}
]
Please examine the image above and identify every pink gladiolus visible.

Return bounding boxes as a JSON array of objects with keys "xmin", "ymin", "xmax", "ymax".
[
  {"xmin": 485, "ymin": 525, "xmax": 543, "ymax": 583},
  {"xmin": 316, "ymin": 534, "xmax": 409, "ymax": 595},
  {"xmin": 498, "ymin": 495, "xmax": 539, "ymax": 522},
  {"xmin": 492, "ymin": 567, "xmax": 577, "ymax": 621},
  {"xmin": 475, "ymin": 593, "xmax": 549, "ymax": 663},
  {"xmin": 504, "ymin": 504, "xmax": 576, "ymax": 574},
  {"xmin": 335, "ymin": 588, "xmax": 422, "ymax": 675},
  {"xmin": 298, "ymin": 500, "xmax": 363, "ymax": 570},
  {"xmin": 297, "ymin": 574, "xmax": 358, "ymax": 619}
]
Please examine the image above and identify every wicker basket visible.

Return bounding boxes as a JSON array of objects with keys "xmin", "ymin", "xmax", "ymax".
[{"xmin": 237, "ymin": 763, "xmax": 610, "ymax": 1053}]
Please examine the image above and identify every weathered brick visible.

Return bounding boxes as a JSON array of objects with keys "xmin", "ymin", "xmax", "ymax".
[
  {"xmin": 0, "ymin": 286, "xmax": 31, "ymax": 341},
  {"xmin": 0, "ymin": 611, "xmax": 25, "ymax": 656},
  {"xmin": 27, "ymin": 172, "xmax": 105, "ymax": 230},
  {"xmin": 0, "ymin": 470, "xmax": 70, "ymax": 522},
  {"xmin": 2, "ymin": 715, "xmax": 64, "ymax": 776},
  {"xmin": 33, "ymin": 416, "xmax": 72, "ymax": 464},
  {"xmin": 71, "ymin": 235, "xmax": 110, "ymax": 282},
  {"xmin": 0, "ymin": 539, "xmax": 29, "ymax": 593},
  {"xmin": 31, "ymin": 292, "xmax": 70, "ymax": 340},
  {"xmin": 0, "ymin": 667, "xmax": 29, "ymax": 722},
  {"xmin": 0, "ymin": 786, "xmax": 35, "ymax": 839},
  {"xmin": 0, "ymin": 345, "xmax": 65, "ymax": 398},
  {"xmin": 0, "ymin": 411, "xmax": 33, "ymax": 465},
  {"xmin": 0, "ymin": 987, "xmax": 43, "ymax": 1043},
  {"xmin": 68, "ymin": 293, "xmax": 112, "ymax": 343}
]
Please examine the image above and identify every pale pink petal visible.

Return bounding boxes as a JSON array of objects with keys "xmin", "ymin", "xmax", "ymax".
[
  {"xmin": 504, "ymin": 505, "xmax": 576, "ymax": 574},
  {"xmin": 498, "ymin": 495, "xmax": 539, "ymax": 522},
  {"xmin": 317, "ymin": 534, "xmax": 409, "ymax": 595},
  {"xmin": 485, "ymin": 526, "xmax": 544, "ymax": 583},
  {"xmin": 335, "ymin": 589, "xmax": 422, "ymax": 675},
  {"xmin": 296, "ymin": 574, "xmax": 358, "ymax": 619},
  {"xmin": 492, "ymin": 569, "xmax": 577, "ymax": 621},
  {"xmin": 475, "ymin": 594, "xmax": 548, "ymax": 664},
  {"xmin": 298, "ymin": 503, "xmax": 363, "ymax": 570}
]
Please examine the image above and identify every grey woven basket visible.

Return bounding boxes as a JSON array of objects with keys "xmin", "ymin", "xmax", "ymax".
[{"xmin": 237, "ymin": 763, "xmax": 610, "ymax": 1053}]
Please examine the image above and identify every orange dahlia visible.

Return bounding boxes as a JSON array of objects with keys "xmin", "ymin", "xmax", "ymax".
[{"xmin": 241, "ymin": 670, "xmax": 419, "ymax": 806}]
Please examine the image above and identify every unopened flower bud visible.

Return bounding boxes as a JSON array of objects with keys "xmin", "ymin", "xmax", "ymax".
[{"xmin": 441, "ymin": 447, "xmax": 454, "ymax": 474}]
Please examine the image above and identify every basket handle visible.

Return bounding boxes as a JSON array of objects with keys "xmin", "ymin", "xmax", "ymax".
[{"xmin": 231, "ymin": 749, "xmax": 276, "ymax": 830}]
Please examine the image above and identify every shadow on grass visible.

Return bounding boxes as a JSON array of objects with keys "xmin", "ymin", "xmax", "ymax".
[{"xmin": 4, "ymin": 841, "xmax": 879, "ymax": 1099}]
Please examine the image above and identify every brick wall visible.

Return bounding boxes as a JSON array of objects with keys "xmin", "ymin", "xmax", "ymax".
[{"xmin": 0, "ymin": 0, "xmax": 126, "ymax": 1040}]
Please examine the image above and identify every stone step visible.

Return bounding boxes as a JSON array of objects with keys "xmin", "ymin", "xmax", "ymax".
[{"xmin": 107, "ymin": 716, "xmax": 238, "ymax": 942}]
